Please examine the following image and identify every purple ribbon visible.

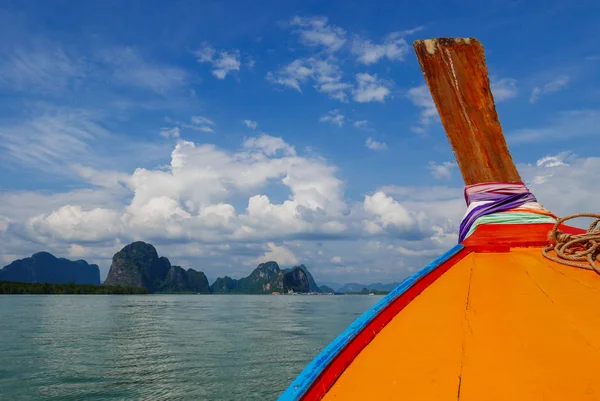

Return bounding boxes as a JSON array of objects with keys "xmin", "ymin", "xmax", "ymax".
[{"xmin": 458, "ymin": 191, "xmax": 538, "ymax": 242}]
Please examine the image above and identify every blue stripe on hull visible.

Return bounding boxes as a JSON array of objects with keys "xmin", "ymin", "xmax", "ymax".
[{"xmin": 277, "ymin": 244, "xmax": 465, "ymax": 401}]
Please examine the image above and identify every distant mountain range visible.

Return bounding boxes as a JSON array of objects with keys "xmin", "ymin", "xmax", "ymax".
[
  {"xmin": 103, "ymin": 241, "xmax": 326, "ymax": 294},
  {"xmin": 319, "ymin": 281, "xmax": 401, "ymax": 293},
  {"xmin": 210, "ymin": 261, "xmax": 322, "ymax": 294},
  {"xmin": 1, "ymin": 241, "xmax": 334, "ymax": 294},
  {"xmin": 0, "ymin": 242, "xmax": 401, "ymax": 294},
  {"xmin": 336, "ymin": 282, "xmax": 401, "ymax": 293}
]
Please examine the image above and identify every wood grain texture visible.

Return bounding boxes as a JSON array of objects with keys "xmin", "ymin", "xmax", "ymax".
[{"xmin": 413, "ymin": 38, "xmax": 521, "ymax": 185}]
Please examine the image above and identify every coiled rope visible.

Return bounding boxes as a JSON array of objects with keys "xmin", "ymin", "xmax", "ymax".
[{"xmin": 542, "ymin": 214, "xmax": 600, "ymax": 274}]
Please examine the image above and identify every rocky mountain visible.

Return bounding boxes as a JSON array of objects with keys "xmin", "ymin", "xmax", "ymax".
[
  {"xmin": 160, "ymin": 266, "xmax": 210, "ymax": 293},
  {"xmin": 210, "ymin": 276, "xmax": 238, "ymax": 294},
  {"xmin": 210, "ymin": 262, "xmax": 321, "ymax": 294},
  {"xmin": 104, "ymin": 242, "xmax": 210, "ymax": 293},
  {"xmin": 0, "ymin": 252, "xmax": 100, "ymax": 285},
  {"xmin": 236, "ymin": 261, "xmax": 284, "ymax": 293},
  {"xmin": 283, "ymin": 267, "xmax": 310, "ymax": 293},
  {"xmin": 184, "ymin": 268, "xmax": 211, "ymax": 293},
  {"xmin": 293, "ymin": 264, "xmax": 320, "ymax": 292}
]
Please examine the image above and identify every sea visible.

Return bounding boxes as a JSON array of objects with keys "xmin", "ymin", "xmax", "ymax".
[{"xmin": 0, "ymin": 294, "xmax": 383, "ymax": 400}]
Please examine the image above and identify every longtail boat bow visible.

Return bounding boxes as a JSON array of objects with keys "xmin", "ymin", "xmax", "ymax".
[{"xmin": 278, "ymin": 37, "xmax": 600, "ymax": 401}]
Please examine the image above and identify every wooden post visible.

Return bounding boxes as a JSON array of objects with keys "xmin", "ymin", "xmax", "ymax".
[{"xmin": 413, "ymin": 38, "xmax": 521, "ymax": 185}]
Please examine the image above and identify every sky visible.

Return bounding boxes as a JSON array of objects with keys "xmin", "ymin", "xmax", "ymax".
[{"xmin": 1, "ymin": 0, "xmax": 599, "ymax": 285}]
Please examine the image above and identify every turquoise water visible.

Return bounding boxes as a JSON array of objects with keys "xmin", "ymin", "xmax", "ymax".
[{"xmin": 0, "ymin": 294, "xmax": 382, "ymax": 400}]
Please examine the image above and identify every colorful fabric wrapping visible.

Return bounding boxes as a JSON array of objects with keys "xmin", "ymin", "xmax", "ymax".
[
  {"xmin": 459, "ymin": 182, "xmax": 557, "ymax": 242},
  {"xmin": 463, "ymin": 182, "xmax": 531, "ymax": 205}
]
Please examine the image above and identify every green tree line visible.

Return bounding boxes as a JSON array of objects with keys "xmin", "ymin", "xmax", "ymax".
[{"xmin": 0, "ymin": 281, "xmax": 148, "ymax": 294}]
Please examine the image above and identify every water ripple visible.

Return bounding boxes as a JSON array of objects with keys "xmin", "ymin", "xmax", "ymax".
[{"xmin": 0, "ymin": 294, "xmax": 381, "ymax": 400}]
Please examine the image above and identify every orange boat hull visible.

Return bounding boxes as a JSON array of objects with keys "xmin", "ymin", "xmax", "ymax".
[{"xmin": 279, "ymin": 223, "xmax": 600, "ymax": 401}]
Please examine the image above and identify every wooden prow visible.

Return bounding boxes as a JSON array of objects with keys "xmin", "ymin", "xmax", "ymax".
[{"xmin": 413, "ymin": 38, "xmax": 521, "ymax": 185}]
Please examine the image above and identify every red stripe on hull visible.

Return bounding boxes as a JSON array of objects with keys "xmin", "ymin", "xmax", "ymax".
[{"xmin": 462, "ymin": 223, "xmax": 585, "ymax": 251}]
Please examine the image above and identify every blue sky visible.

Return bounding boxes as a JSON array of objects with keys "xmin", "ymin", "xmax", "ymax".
[{"xmin": 1, "ymin": 0, "xmax": 599, "ymax": 284}]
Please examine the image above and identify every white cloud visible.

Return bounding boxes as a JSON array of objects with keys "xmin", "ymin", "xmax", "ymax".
[
  {"xmin": 252, "ymin": 242, "xmax": 298, "ymax": 266},
  {"xmin": 361, "ymin": 154, "xmax": 600, "ymax": 250},
  {"xmin": 243, "ymin": 134, "xmax": 296, "ymax": 156},
  {"xmin": 194, "ymin": 45, "xmax": 215, "ymax": 63},
  {"xmin": 428, "ymin": 161, "xmax": 457, "ymax": 180},
  {"xmin": 530, "ymin": 175, "xmax": 552, "ymax": 185},
  {"xmin": 267, "ymin": 58, "xmax": 351, "ymax": 102},
  {"xmin": 364, "ymin": 189, "xmax": 464, "ymax": 251},
  {"xmin": 537, "ymin": 154, "xmax": 569, "ymax": 168},
  {"xmin": 0, "ymin": 44, "xmax": 83, "ymax": 92},
  {"xmin": 191, "ymin": 116, "xmax": 214, "ymax": 126},
  {"xmin": 243, "ymin": 120, "xmax": 258, "ymax": 129},
  {"xmin": 68, "ymin": 244, "xmax": 86, "ymax": 258},
  {"xmin": 28, "ymin": 205, "xmax": 122, "ymax": 242},
  {"xmin": 319, "ymin": 109, "xmax": 345, "ymax": 127},
  {"xmin": 491, "ymin": 78, "xmax": 518, "ymax": 101},
  {"xmin": 0, "ymin": 42, "xmax": 186, "ymax": 99},
  {"xmin": 192, "ymin": 126, "xmax": 214, "ymax": 133},
  {"xmin": 530, "ymin": 76, "xmax": 570, "ymax": 103},
  {"xmin": 353, "ymin": 120, "xmax": 368, "ymax": 128},
  {"xmin": 266, "ymin": 59, "xmax": 313, "ymax": 92},
  {"xmin": 2, "ymin": 254, "xmax": 19, "ymax": 264},
  {"xmin": 397, "ymin": 26, "xmax": 426, "ymax": 36},
  {"xmin": 331, "ymin": 256, "xmax": 342, "ymax": 263},
  {"xmin": 174, "ymin": 115, "xmax": 216, "ymax": 133},
  {"xmin": 3, "ymin": 130, "xmax": 463, "ymax": 278},
  {"xmin": 213, "ymin": 53, "xmax": 241, "ymax": 79},
  {"xmin": 394, "ymin": 245, "xmax": 443, "ymax": 257},
  {"xmin": 407, "ymin": 84, "xmax": 438, "ymax": 133},
  {"xmin": 311, "ymin": 59, "xmax": 352, "ymax": 102},
  {"xmin": 378, "ymin": 185, "xmax": 461, "ymax": 202},
  {"xmin": 365, "ymin": 138, "xmax": 387, "ymax": 150},
  {"xmin": 353, "ymin": 73, "xmax": 391, "ymax": 103},
  {"xmin": 16, "ymin": 133, "xmax": 353, "ymax": 251},
  {"xmin": 351, "ymin": 32, "xmax": 408, "ymax": 64},
  {"xmin": 4, "ymin": 128, "xmax": 599, "ymax": 284},
  {"xmin": 270, "ymin": 19, "xmax": 417, "ymax": 103},
  {"xmin": 0, "ymin": 108, "xmax": 111, "ymax": 172},
  {"xmin": 160, "ymin": 127, "xmax": 180, "ymax": 138},
  {"xmin": 242, "ymin": 195, "xmax": 306, "ymax": 235},
  {"xmin": 194, "ymin": 44, "xmax": 241, "ymax": 79},
  {"xmin": 363, "ymin": 192, "xmax": 415, "ymax": 234},
  {"xmin": 519, "ymin": 155, "xmax": 600, "ymax": 220},
  {"xmin": 0, "ymin": 186, "xmax": 130, "ymax": 229},
  {"xmin": 288, "ymin": 16, "xmax": 347, "ymax": 53},
  {"xmin": 527, "ymin": 152, "xmax": 571, "ymax": 184},
  {"xmin": 0, "ymin": 216, "xmax": 10, "ymax": 232}
]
